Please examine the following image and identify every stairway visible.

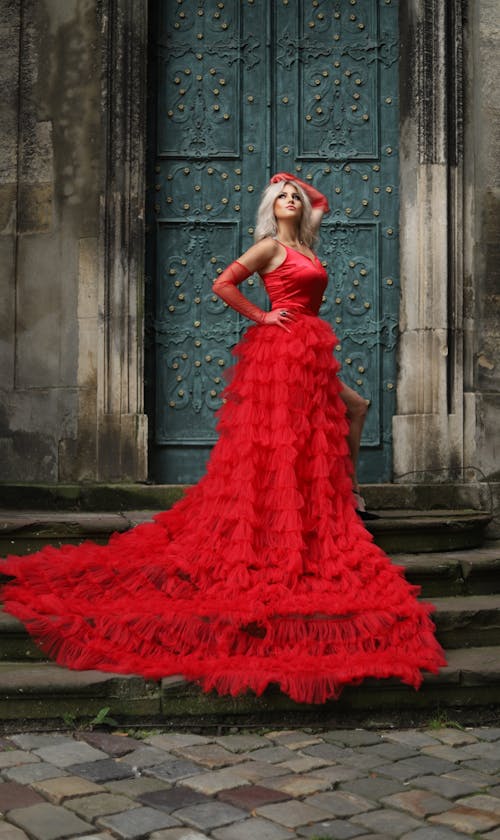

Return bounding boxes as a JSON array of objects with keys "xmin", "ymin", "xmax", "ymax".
[{"xmin": 0, "ymin": 501, "xmax": 498, "ymax": 727}]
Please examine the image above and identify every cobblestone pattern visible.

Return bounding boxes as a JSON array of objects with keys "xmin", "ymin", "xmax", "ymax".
[{"xmin": 0, "ymin": 725, "xmax": 499, "ymax": 839}]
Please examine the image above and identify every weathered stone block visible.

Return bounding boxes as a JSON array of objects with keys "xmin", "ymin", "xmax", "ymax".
[
  {"xmin": 18, "ymin": 183, "xmax": 53, "ymax": 233},
  {"xmin": 97, "ymin": 806, "xmax": 179, "ymax": 838},
  {"xmin": 8, "ymin": 802, "xmax": 93, "ymax": 840},
  {"xmin": 32, "ymin": 775, "xmax": 102, "ymax": 805},
  {"xmin": 0, "ymin": 781, "xmax": 45, "ymax": 813},
  {"xmin": 0, "ymin": 184, "xmax": 17, "ymax": 233}
]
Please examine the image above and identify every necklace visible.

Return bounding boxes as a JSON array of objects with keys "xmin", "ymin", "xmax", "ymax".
[{"xmin": 276, "ymin": 237, "xmax": 304, "ymax": 247}]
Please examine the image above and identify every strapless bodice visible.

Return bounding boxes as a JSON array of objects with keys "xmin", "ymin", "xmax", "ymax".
[{"xmin": 260, "ymin": 244, "xmax": 328, "ymax": 316}]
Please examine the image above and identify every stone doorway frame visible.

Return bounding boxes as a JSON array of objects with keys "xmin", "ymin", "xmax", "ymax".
[
  {"xmin": 94, "ymin": 0, "xmax": 149, "ymax": 480},
  {"xmin": 394, "ymin": 0, "xmax": 467, "ymax": 481},
  {"xmin": 97, "ymin": 0, "xmax": 468, "ymax": 483}
]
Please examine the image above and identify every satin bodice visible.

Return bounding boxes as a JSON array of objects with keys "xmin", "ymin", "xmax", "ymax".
[{"xmin": 260, "ymin": 244, "xmax": 328, "ymax": 316}]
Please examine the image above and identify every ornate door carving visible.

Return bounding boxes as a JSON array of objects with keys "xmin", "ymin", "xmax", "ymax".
[{"xmin": 148, "ymin": 0, "xmax": 399, "ymax": 483}]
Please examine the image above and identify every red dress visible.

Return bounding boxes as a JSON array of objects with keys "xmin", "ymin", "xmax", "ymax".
[{"xmin": 1, "ymin": 246, "xmax": 446, "ymax": 704}]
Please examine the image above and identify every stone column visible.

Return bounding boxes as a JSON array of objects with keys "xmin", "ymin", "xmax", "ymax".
[
  {"xmin": 394, "ymin": 0, "xmax": 465, "ymax": 480},
  {"xmin": 463, "ymin": 0, "xmax": 500, "ymax": 484},
  {"xmin": 94, "ymin": 0, "xmax": 149, "ymax": 480}
]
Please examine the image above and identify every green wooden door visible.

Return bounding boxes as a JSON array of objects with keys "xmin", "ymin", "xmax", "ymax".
[{"xmin": 147, "ymin": 0, "xmax": 399, "ymax": 484}]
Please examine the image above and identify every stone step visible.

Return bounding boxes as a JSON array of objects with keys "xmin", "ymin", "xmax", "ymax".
[
  {"xmin": 431, "ymin": 594, "xmax": 500, "ymax": 648},
  {"xmin": 395, "ymin": 544, "xmax": 500, "ymax": 596},
  {"xmin": 3, "ymin": 542, "xmax": 500, "ymax": 598},
  {"xmin": 0, "ymin": 481, "xmax": 496, "ymax": 513},
  {"xmin": 2, "ymin": 591, "xmax": 499, "ymax": 663},
  {"xmin": 0, "ymin": 610, "xmax": 46, "ymax": 662},
  {"xmin": 0, "ymin": 646, "xmax": 498, "ymax": 723},
  {"xmin": 0, "ymin": 508, "xmax": 493, "ymax": 558},
  {"xmin": 366, "ymin": 510, "xmax": 492, "ymax": 553}
]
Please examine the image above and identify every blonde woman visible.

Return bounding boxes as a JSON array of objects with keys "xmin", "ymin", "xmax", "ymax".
[{"xmin": 213, "ymin": 173, "xmax": 375, "ymax": 518}]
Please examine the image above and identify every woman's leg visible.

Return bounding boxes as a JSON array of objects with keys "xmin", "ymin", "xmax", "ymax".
[
  {"xmin": 338, "ymin": 381, "xmax": 379, "ymax": 518},
  {"xmin": 339, "ymin": 381, "xmax": 369, "ymax": 494}
]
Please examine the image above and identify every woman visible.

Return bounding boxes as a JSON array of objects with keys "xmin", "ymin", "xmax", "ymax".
[
  {"xmin": 213, "ymin": 173, "xmax": 374, "ymax": 518},
  {"xmin": 1, "ymin": 175, "xmax": 445, "ymax": 705}
]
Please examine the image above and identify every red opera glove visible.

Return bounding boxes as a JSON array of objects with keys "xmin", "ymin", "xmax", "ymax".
[
  {"xmin": 212, "ymin": 260, "xmax": 267, "ymax": 323},
  {"xmin": 270, "ymin": 171, "xmax": 330, "ymax": 213}
]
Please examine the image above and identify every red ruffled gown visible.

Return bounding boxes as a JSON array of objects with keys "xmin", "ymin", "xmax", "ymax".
[{"xmin": 1, "ymin": 246, "xmax": 446, "ymax": 704}]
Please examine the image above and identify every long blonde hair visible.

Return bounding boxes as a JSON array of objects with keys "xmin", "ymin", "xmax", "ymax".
[{"xmin": 254, "ymin": 180, "xmax": 317, "ymax": 247}]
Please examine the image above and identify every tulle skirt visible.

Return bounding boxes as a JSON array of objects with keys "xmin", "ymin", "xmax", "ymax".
[{"xmin": 1, "ymin": 315, "xmax": 446, "ymax": 704}]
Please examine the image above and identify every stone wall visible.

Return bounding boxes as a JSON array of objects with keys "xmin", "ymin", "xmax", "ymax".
[{"xmin": 0, "ymin": 0, "xmax": 147, "ymax": 482}]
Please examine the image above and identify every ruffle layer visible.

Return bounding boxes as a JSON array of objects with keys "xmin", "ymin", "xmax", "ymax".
[{"xmin": 1, "ymin": 316, "xmax": 446, "ymax": 704}]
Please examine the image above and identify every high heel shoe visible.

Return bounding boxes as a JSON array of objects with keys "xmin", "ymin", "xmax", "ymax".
[{"xmin": 353, "ymin": 491, "xmax": 380, "ymax": 521}]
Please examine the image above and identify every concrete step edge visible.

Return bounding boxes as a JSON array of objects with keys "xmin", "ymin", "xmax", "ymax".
[
  {"xmin": 0, "ymin": 481, "xmax": 497, "ymax": 511},
  {"xmin": 430, "ymin": 594, "xmax": 500, "ymax": 612},
  {"xmin": 1, "ymin": 511, "xmax": 492, "ymax": 559},
  {"xmin": 1, "ymin": 514, "xmax": 494, "ymax": 562},
  {"xmin": 0, "ymin": 645, "xmax": 499, "ymax": 691},
  {"xmin": 0, "ymin": 509, "xmax": 492, "ymax": 535},
  {"xmin": 0, "ymin": 645, "xmax": 498, "ymax": 699},
  {"xmin": 3, "ymin": 600, "xmax": 500, "ymax": 661},
  {"xmin": 2, "ymin": 595, "xmax": 500, "ymax": 634},
  {"xmin": 5, "ymin": 548, "xmax": 499, "ymax": 592},
  {"xmin": 2, "ymin": 544, "xmax": 499, "ymax": 568},
  {"xmin": 0, "ymin": 648, "xmax": 499, "ymax": 721}
]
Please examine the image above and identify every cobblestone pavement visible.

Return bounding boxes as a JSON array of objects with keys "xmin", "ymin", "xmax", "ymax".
[{"xmin": 0, "ymin": 725, "xmax": 499, "ymax": 840}]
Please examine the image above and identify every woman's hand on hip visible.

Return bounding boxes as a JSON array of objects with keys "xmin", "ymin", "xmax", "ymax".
[{"xmin": 261, "ymin": 309, "xmax": 295, "ymax": 332}]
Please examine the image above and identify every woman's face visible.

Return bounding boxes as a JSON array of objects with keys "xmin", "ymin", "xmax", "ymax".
[{"xmin": 273, "ymin": 183, "xmax": 303, "ymax": 221}]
